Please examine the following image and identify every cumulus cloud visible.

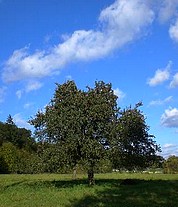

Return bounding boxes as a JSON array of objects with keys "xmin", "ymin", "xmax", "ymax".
[
  {"xmin": 149, "ymin": 96, "xmax": 172, "ymax": 106},
  {"xmin": 161, "ymin": 107, "xmax": 178, "ymax": 128},
  {"xmin": 114, "ymin": 88, "xmax": 126, "ymax": 101},
  {"xmin": 170, "ymin": 72, "xmax": 178, "ymax": 88},
  {"xmin": 158, "ymin": 0, "xmax": 178, "ymax": 23},
  {"xmin": 2, "ymin": 0, "xmax": 154, "ymax": 83},
  {"xmin": 147, "ymin": 61, "xmax": 171, "ymax": 86}
]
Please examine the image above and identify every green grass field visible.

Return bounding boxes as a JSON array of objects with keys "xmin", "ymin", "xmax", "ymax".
[{"xmin": 0, "ymin": 173, "xmax": 178, "ymax": 207}]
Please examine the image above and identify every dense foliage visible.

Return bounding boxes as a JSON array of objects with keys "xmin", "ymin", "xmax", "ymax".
[
  {"xmin": 0, "ymin": 81, "xmax": 165, "ymax": 181},
  {"xmin": 0, "ymin": 116, "xmax": 38, "ymax": 174},
  {"xmin": 163, "ymin": 156, "xmax": 178, "ymax": 174},
  {"xmin": 111, "ymin": 103, "xmax": 161, "ymax": 170},
  {"xmin": 30, "ymin": 80, "xmax": 161, "ymax": 184}
]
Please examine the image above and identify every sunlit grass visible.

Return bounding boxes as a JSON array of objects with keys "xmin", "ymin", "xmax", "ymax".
[{"xmin": 0, "ymin": 173, "xmax": 178, "ymax": 207}]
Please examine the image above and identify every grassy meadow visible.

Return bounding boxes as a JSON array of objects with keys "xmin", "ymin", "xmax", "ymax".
[{"xmin": 0, "ymin": 173, "xmax": 178, "ymax": 207}]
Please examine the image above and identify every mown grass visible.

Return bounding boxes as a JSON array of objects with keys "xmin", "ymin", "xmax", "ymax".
[{"xmin": 0, "ymin": 173, "xmax": 178, "ymax": 207}]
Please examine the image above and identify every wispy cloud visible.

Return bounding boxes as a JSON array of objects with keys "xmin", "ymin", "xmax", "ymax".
[
  {"xmin": 2, "ymin": 0, "xmax": 154, "ymax": 83},
  {"xmin": 157, "ymin": 0, "xmax": 178, "ymax": 45},
  {"xmin": 16, "ymin": 80, "xmax": 43, "ymax": 99},
  {"xmin": 169, "ymin": 20, "xmax": 178, "ymax": 42},
  {"xmin": 0, "ymin": 87, "xmax": 6, "ymax": 103},
  {"xmin": 158, "ymin": 0, "xmax": 178, "ymax": 23},
  {"xmin": 16, "ymin": 90, "xmax": 23, "ymax": 99},
  {"xmin": 161, "ymin": 107, "xmax": 178, "ymax": 128},
  {"xmin": 65, "ymin": 75, "xmax": 72, "ymax": 81},
  {"xmin": 24, "ymin": 102, "xmax": 34, "ymax": 109},
  {"xmin": 25, "ymin": 80, "xmax": 43, "ymax": 92},
  {"xmin": 13, "ymin": 113, "xmax": 31, "ymax": 129},
  {"xmin": 147, "ymin": 61, "xmax": 171, "ymax": 86},
  {"xmin": 114, "ymin": 88, "xmax": 126, "ymax": 101},
  {"xmin": 149, "ymin": 96, "xmax": 172, "ymax": 106},
  {"xmin": 170, "ymin": 72, "xmax": 178, "ymax": 88},
  {"xmin": 161, "ymin": 143, "xmax": 178, "ymax": 158}
]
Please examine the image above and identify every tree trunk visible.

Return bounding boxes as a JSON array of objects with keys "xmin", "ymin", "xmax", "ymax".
[
  {"xmin": 88, "ymin": 167, "xmax": 95, "ymax": 185},
  {"xmin": 72, "ymin": 165, "xmax": 77, "ymax": 180}
]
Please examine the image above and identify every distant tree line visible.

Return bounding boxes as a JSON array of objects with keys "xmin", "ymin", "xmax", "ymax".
[
  {"xmin": 0, "ymin": 81, "xmax": 176, "ymax": 184},
  {"xmin": 0, "ymin": 115, "xmax": 38, "ymax": 174},
  {"xmin": 163, "ymin": 156, "xmax": 178, "ymax": 174}
]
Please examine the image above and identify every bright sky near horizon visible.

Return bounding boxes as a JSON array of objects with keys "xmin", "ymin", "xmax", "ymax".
[{"xmin": 0, "ymin": 0, "xmax": 178, "ymax": 158}]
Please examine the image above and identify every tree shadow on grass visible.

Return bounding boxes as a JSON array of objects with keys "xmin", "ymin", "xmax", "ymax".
[
  {"xmin": 3, "ymin": 177, "xmax": 178, "ymax": 207},
  {"xmin": 66, "ymin": 179, "xmax": 178, "ymax": 207},
  {"xmin": 0, "ymin": 180, "xmax": 27, "ymax": 192},
  {"xmin": 25, "ymin": 178, "xmax": 122, "ymax": 189}
]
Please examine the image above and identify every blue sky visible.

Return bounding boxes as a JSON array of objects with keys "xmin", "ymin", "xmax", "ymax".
[{"xmin": 0, "ymin": 0, "xmax": 178, "ymax": 158}]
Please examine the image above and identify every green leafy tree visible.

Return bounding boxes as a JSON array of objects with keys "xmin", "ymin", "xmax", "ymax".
[
  {"xmin": 0, "ymin": 116, "xmax": 37, "ymax": 174},
  {"xmin": 30, "ymin": 81, "xmax": 160, "ymax": 183},
  {"xmin": 0, "ymin": 155, "xmax": 9, "ymax": 173},
  {"xmin": 0, "ymin": 142, "xmax": 21, "ymax": 173},
  {"xmin": 163, "ymin": 156, "xmax": 178, "ymax": 174},
  {"xmin": 0, "ymin": 142, "xmax": 39, "ymax": 174},
  {"xmin": 111, "ymin": 102, "xmax": 161, "ymax": 170},
  {"xmin": 0, "ymin": 116, "xmax": 35, "ymax": 150},
  {"xmin": 30, "ymin": 80, "xmax": 118, "ymax": 184}
]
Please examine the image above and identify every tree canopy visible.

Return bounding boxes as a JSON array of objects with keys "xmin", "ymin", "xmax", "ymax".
[
  {"xmin": 111, "ymin": 103, "xmax": 161, "ymax": 170},
  {"xmin": 30, "ymin": 80, "xmax": 161, "ymax": 184},
  {"xmin": 163, "ymin": 156, "xmax": 178, "ymax": 174},
  {"xmin": 0, "ymin": 116, "xmax": 37, "ymax": 174}
]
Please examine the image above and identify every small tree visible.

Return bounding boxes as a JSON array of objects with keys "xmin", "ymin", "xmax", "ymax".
[
  {"xmin": 6, "ymin": 114, "xmax": 15, "ymax": 125},
  {"xmin": 164, "ymin": 156, "xmax": 178, "ymax": 174},
  {"xmin": 111, "ymin": 102, "xmax": 161, "ymax": 170}
]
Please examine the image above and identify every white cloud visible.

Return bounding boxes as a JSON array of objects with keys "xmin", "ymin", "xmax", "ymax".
[
  {"xmin": 158, "ymin": 0, "xmax": 178, "ymax": 23},
  {"xmin": 149, "ymin": 96, "xmax": 172, "ymax": 106},
  {"xmin": 157, "ymin": 0, "xmax": 178, "ymax": 43},
  {"xmin": 147, "ymin": 61, "xmax": 171, "ymax": 86},
  {"xmin": 163, "ymin": 143, "xmax": 176, "ymax": 148},
  {"xmin": 2, "ymin": 0, "xmax": 154, "ymax": 82},
  {"xmin": 170, "ymin": 72, "xmax": 178, "ymax": 88},
  {"xmin": 161, "ymin": 107, "xmax": 178, "ymax": 128},
  {"xmin": 114, "ymin": 88, "xmax": 125, "ymax": 101},
  {"xmin": 169, "ymin": 20, "xmax": 178, "ymax": 42},
  {"xmin": 0, "ymin": 87, "xmax": 6, "ymax": 103},
  {"xmin": 161, "ymin": 143, "xmax": 178, "ymax": 158},
  {"xmin": 25, "ymin": 80, "xmax": 43, "ymax": 92},
  {"xmin": 24, "ymin": 102, "xmax": 34, "ymax": 109},
  {"xmin": 156, "ymin": 0, "xmax": 178, "ymax": 43},
  {"xmin": 13, "ymin": 113, "xmax": 31, "ymax": 129},
  {"xmin": 16, "ymin": 81, "xmax": 43, "ymax": 99},
  {"xmin": 16, "ymin": 90, "xmax": 23, "ymax": 99},
  {"xmin": 65, "ymin": 75, "xmax": 72, "ymax": 80}
]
